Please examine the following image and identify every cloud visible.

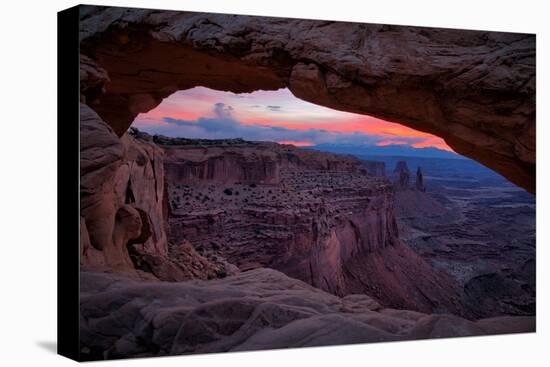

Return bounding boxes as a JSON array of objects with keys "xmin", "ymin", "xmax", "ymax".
[
  {"xmin": 247, "ymin": 104, "xmax": 282, "ymax": 111},
  {"xmin": 144, "ymin": 102, "xmax": 430, "ymax": 148},
  {"xmin": 213, "ymin": 102, "xmax": 234, "ymax": 119}
]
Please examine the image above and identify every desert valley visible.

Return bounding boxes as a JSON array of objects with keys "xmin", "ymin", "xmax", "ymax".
[{"xmin": 79, "ymin": 107, "xmax": 534, "ymax": 359}]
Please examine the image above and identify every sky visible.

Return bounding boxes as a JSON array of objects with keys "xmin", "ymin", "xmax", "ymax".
[{"xmin": 132, "ymin": 87, "xmax": 453, "ymax": 152}]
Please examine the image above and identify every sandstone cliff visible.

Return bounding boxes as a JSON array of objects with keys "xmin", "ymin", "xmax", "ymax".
[
  {"xmin": 156, "ymin": 135, "xmax": 462, "ymax": 314},
  {"xmin": 80, "ymin": 105, "xmax": 228, "ymax": 280},
  {"xmin": 159, "ymin": 137, "xmax": 360, "ymax": 186},
  {"xmin": 362, "ymin": 160, "xmax": 386, "ymax": 177}
]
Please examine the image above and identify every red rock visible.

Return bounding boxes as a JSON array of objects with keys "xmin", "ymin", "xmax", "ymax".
[
  {"xmin": 157, "ymin": 135, "xmax": 463, "ymax": 314},
  {"xmin": 80, "ymin": 106, "xmax": 233, "ymax": 280}
]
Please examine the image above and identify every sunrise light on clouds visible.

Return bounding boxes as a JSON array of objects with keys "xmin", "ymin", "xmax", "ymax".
[{"xmin": 132, "ymin": 87, "xmax": 454, "ymax": 153}]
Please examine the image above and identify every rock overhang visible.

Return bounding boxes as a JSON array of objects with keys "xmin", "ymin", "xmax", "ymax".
[{"xmin": 78, "ymin": 5, "xmax": 535, "ymax": 193}]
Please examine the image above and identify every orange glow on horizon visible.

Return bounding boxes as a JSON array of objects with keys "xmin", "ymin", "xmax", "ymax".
[
  {"xmin": 277, "ymin": 140, "xmax": 314, "ymax": 147},
  {"xmin": 412, "ymin": 140, "xmax": 454, "ymax": 152},
  {"xmin": 256, "ymin": 118, "xmax": 436, "ymax": 139},
  {"xmin": 134, "ymin": 87, "xmax": 456, "ymax": 153},
  {"xmin": 141, "ymin": 109, "xmax": 204, "ymax": 122}
]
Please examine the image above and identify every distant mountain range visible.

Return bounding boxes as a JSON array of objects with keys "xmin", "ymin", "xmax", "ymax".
[{"xmin": 309, "ymin": 143, "xmax": 466, "ymax": 160}]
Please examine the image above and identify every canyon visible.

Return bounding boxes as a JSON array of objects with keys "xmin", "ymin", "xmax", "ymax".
[
  {"xmin": 78, "ymin": 107, "xmax": 534, "ymax": 360},
  {"xmin": 81, "ymin": 119, "xmax": 464, "ymax": 315},
  {"xmin": 385, "ymin": 157, "xmax": 536, "ymax": 319},
  {"xmin": 75, "ymin": 5, "xmax": 536, "ymax": 360},
  {"xmin": 156, "ymin": 131, "xmax": 462, "ymax": 314}
]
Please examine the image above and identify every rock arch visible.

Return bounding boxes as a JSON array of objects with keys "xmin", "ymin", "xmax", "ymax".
[{"xmin": 79, "ymin": 5, "xmax": 535, "ymax": 193}]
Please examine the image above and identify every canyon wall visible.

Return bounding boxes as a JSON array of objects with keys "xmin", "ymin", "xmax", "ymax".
[
  {"xmin": 80, "ymin": 107, "xmax": 461, "ymax": 314},
  {"xmin": 160, "ymin": 139, "xmax": 360, "ymax": 185},
  {"xmin": 158, "ymin": 136, "xmax": 462, "ymax": 314},
  {"xmin": 78, "ymin": 5, "xmax": 535, "ymax": 193},
  {"xmin": 165, "ymin": 154, "xmax": 280, "ymax": 185},
  {"xmin": 362, "ymin": 161, "xmax": 386, "ymax": 177},
  {"xmin": 163, "ymin": 146, "xmax": 281, "ymax": 185}
]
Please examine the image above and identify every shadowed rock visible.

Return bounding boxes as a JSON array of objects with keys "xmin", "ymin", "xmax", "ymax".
[
  {"xmin": 362, "ymin": 161, "xmax": 386, "ymax": 177},
  {"xmin": 79, "ymin": 268, "xmax": 535, "ymax": 360},
  {"xmin": 415, "ymin": 167, "xmax": 425, "ymax": 192},
  {"xmin": 393, "ymin": 161, "xmax": 411, "ymax": 190},
  {"xmin": 80, "ymin": 105, "xmax": 232, "ymax": 280}
]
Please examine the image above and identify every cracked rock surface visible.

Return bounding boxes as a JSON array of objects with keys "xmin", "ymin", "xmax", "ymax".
[{"xmin": 79, "ymin": 268, "xmax": 534, "ymax": 360}]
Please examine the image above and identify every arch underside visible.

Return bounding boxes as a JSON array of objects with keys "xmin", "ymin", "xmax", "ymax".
[{"xmin": 79, "ymin": 6, "xmax": 535, "ymax": 193}]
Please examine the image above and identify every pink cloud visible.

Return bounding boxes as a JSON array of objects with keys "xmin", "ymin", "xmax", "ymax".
[
  {"xmin": 278, "ymin": 140, "xmax": 314, "ymax": 147},
  {"xmin": 133, "ymin": 86, "xmax": 454, "ymax": 152}
]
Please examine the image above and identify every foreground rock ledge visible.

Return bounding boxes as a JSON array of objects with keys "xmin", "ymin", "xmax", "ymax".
[
  {"xmin": 79, "ymin": 5, "xmax": 535, "ymax": 193},
  {"xmin": 80, "ymin": 268, "xmax": 534, "ymax": 360}
]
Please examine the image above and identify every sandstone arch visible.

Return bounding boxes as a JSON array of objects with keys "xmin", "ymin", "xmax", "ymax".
[{"xmin": 79, "ymin": 5, "xmax": 535, "ymax": 193}]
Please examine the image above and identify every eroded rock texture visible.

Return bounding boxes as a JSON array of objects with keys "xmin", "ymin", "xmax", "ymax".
[
  {"xmin": 78, "ymin": 5, "xmax": 535, "ymax": 192},
  {"xmin": 79, "ymin": 268, "xmax": 534, "ymax": 360},
  {"xmin": 362, "ymin": 161, "xmax": 386, "ymax": 177},
  {"xmin": 156, "ymin": 135, "xmax": 462, "ymax": 314},
  {"xmin": 76, "ymin": 7, "xmax": 536, "ymax": 356},
  {"xmin": 80, "ymin": 105, "xmax": 229, "ymax": 280},
  {"xmin": 391, "ymin": 159, "xmax": 536, "ymax": 318},
  {"xmin": 393, "ymin": 161, "xmax": 411, "ymax": 190}
]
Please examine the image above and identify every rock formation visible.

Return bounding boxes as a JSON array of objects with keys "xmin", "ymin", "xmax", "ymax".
[
  {"xmin": 415, "ymin": 167, "xmax": 426, "ymax": 192},
  {"xmin": 152, "ymin": 134, "xmax": 463, "ymax": 314},
  {"xmin": 82, "ymin": 110, "xmax": 464, "ymax": 316},
  {"xmin": 159, "ymin": 137, "xmax": 360, "ymax": 186},
  {"xmin": 80, "ymin": 105, "xmax": 231, "ymax": 280},
  {"xmin": 79, "ymin": 268, "xmax": 535, "ymax": 360},
  {"xmin": 362, "ymin": 160, "xmax": 386, "ymax": 177},
  {"xmin": 393, "ymin": 161, "xmax": 411, "ymax": 190},
  {"xmin": 392, "ymin": 160, "xmax": 535, "ymax": 318},
  {"xmin": 78, "ymin": 5, "xmax": 535, "ymax": 193},
  {"xmin": 80, "ymin": 103, "xmax": 136, "ymax": 271},
  {"xmin": 75, "ymin": 6, "xmax": 536, "ymax": 357}
]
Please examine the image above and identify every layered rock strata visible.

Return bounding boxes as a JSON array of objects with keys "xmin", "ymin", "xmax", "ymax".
[{"xmin": 158, "ymin": 136, "xmax": 463, "ymax": 314}]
